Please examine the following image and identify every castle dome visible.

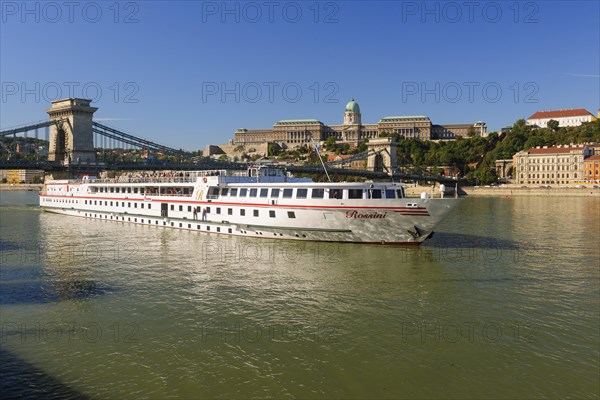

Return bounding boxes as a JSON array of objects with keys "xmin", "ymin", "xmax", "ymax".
[{"xmin": 345, "ymin": 98, "xmax": 360, "ymax": 113}]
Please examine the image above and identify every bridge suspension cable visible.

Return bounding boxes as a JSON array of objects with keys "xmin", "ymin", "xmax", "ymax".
[{"xmin": 91, "ymin": 121, "xmax": 183, "ymax": 155}]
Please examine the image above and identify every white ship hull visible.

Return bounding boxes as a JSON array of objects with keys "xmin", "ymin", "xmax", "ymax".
[{"xmin": 39, "ymin": 169, "xmax": 461, "ymax": 245}]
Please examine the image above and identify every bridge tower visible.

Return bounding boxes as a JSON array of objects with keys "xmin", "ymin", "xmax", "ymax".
[
  {"xmin": 46, "ymin": 98, "xmax": 97, "ymax": 165},
  {"xmin": 367, "ymin": 137, "xmax": 397, "ymax": 175}
]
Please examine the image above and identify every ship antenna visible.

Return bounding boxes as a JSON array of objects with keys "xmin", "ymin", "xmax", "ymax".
[{"xmin": 311, "ymin": 138, "xmax": 331, "ymax": 182}]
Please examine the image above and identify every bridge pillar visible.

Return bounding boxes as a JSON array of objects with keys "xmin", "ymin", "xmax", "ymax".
[
  {"xmin": 367, "ymin": 137, "xmax": 397, "ymax": 175},
  {"xmin": 46, "ymin": 98, "xmax": 97, "ymax": 165}
]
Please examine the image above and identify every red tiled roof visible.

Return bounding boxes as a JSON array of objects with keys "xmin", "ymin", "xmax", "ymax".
[
  {"xmin": 584, "ymin": 154, "xmax": 600, "ymax": 161},
  {"xmin": 528, "ymin": 109, "xmax": 594, "ymax": 119},
  {"xmin": 326, "ymin": 155, "xmax": 350, "ymax": 161},
  {"xmin": 527, "ymin": 146, "xmax": 586, "ymax": 154}
]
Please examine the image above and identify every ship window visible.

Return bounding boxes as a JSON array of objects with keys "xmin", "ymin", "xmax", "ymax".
[
  {"xmin": 128, "ymin": 202, "xmax": 131, "ymax": 207},
  {"xmin": 230, "ymin": 188, "xmax": 238, "ymax": 196},
  {"xmin": 122, "ymin": 202, "xmax": 125, "ymax": 207},
  {"xmin": 269, "ymin": 210, "xmax": 276, "ymax": 218},
  {"xmin": 170, "ymin": 205, "xmax": 174, "ymax": 211},
  {"xmin": 179, "ymin": 223, "xmax": 182, "ymax": 227},
  {"xmin": 148, "ymin": 204, "xmax": 151, "ymax": 209},
  {"xmin": 271, "ymin": 188, "xmax": 280, "ymax": 198},
  {"xmin": 348, "ymin": 189, "xmax": 362, "ymax": 199},
  {"xmin": 250, "ymin": 189, "xmax": 258, "ymax": 197},
  {"xmin": 287, "ymin": 211, "xmax": 296, "ymax": 218},
  {"xmin": 228, "ymin": 228, "xmax": 232, "ymax": 234},
  {"xmin": 240, "ymin": 209, "xmax": 245, "ymax": 216},
  {"xmin": 188, "ymin": 206, "xmax": 192, "ymax": 212},
  {"xmin": 385, "ymin": 189, "xmax": 396, "ymax": 199},
  {"xmin": 253, "ymin": 209, "xmax": 259, "ymax": 217},
  {"xmin": 260, "ymin": 188, "xmax": 268, "ymax": 197},
  {"xmin": 110, "ymin": 187, "xmax": 114, "ymax": 193},
  {"xmin": 217, "ymin": 227, "xmax": 221, "ymax": 232},
  {"xmin": 240, "ymin": 188, "xmax": 248, "ymax": 197},
  {"xmin": 116, "ymin": 188, "xmax": 120, "ymax": 193},
  {"xmin": 141, "ymin": 203, "xmax": 144, "ymax": 208},
  {"xmin": 283, "ymin": 189, "xmax": 293, "ymax": 198},
  {"xmin": 110, "ymin": 201, "xmax": 113, "ymax": 206},
  {"xmin": 134, "ymin": 203, "xmax": 137, "ymax": 208},
  {"xmin": 221, "ymin": 188, "xmax": 228, "ymax": 196},
  {"xmin": 206, "ymin": 207, "xmax": 211, "ymax": 213},
  {"xmin": 311, "ymin": 189, "xmax": 324, "ymax": 198},
  {"xmin": 207, "ymin": 226, "xmax": 210, "ymax": 231},
  {"xmin": 329, "ymin": 189, "xmax": 342, "ymax": 199},
  {"xmin": 128, "ymin": 188, "xmax": 132, "ymax": 193},
  {"xmin": 297, "ymin": 189, "xmax": 307, "ymax": 199},
  {"xmin": 396, "ymin": 188, "xmax": 404, "ymax": 198},
  {"xmin": 134, "ymin": 188, "xmax": 138, "ymax": 193},
  {"xmin": 370, "ymin": 189, "xmax": 382, "ymax": 199},
  {"xmin": 85, "ymin": 200, "xmax": 87, "ymax": 204},
  {"xmin": 188, "ymin": 224, "xmax": 191, "ymax": 228},
  {"xmin": 216, "ymin": 207, "xmax": 221, "ymax": 214},
  {"xmin": 197, "ymin": 225, "xmax": 200, "ymax": 229},
  {"xmin": 228, "ymin": 208, "xmax": 232, "ymax": 215}
]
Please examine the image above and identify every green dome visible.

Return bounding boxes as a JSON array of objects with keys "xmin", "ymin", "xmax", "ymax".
[{"xmin": 345, "ymin": 98, "xmax": 360, "ymax": 113}]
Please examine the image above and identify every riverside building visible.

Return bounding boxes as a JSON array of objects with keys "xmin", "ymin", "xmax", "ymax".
[{"xmin": 512, "ymin": 144, "xmax": 593, "ymax": 185}]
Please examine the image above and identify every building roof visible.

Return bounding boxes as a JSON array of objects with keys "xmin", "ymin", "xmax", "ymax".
[
  {"xmin": 327, "ymin": 155, "xmax": 351, "ymax": 162},
  {"xmin": 275, "ymin": 119, "xmax": 322, "ymax": 125},
  {"xmin": 584, "ymin": 154, "xmax": 600, "ymax": 161},
  {"xmin": 526, "ymin": 145, "xmax": 586, "ymax": 154},
  {"xmin": 345, "ymin": 99, "xmax": 360, "ymax": 113},
  {"xmin": 527, "ymin": 109, "xmax": 594, "ymax": 120},
  {"xmin": 379, "ymin": 116, "xmax": 430, "ymax": 122}
]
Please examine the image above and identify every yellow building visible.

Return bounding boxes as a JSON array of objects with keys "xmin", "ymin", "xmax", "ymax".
[
  {"xmin": 513, "ymin": 145, "xmax": 592, "ymax": 185},
  {"xmin": 5, "ymin": 169, "xmax": 45, "ymax": 184},
  {"xmin": 584, "ymin": 155, "xmax": 600, "ymax": 182}
]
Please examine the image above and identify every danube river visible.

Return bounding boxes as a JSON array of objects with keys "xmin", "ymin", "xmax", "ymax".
[{"xmin": 1, "ymin": 191, "xmax": 598, "ymax": 399}]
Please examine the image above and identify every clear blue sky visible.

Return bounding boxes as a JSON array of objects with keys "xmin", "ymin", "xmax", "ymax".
[{"xmin": 1, "ymin": 0, "xmax": 598, "ymax": 150}]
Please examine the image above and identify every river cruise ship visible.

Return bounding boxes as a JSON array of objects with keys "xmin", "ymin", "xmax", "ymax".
[{"xmin": 39, "ymin": 167, "xmax": 460, "ymax": 244}]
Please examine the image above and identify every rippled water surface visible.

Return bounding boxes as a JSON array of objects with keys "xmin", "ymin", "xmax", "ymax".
[{"xmin": 1, "ymin": 191, "xmax": 599, "ymax": 399}]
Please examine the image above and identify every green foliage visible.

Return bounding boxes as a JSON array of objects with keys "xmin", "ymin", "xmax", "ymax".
[{"xmin": 395, "ymin": 119, "xmax": 600, "ymax": 182}]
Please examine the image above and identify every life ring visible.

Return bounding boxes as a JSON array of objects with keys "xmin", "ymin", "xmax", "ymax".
[{"xmin": 202, "ymin": 177, "xmax": 208, "ymax": 183}]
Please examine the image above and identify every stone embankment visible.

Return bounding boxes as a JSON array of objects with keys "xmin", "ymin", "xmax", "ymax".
[{"xmin": 404, "ymin": 185, "xmax": 599, "ymax": 197}]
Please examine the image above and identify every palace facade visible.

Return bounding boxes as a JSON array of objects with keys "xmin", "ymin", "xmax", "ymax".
[{"xmin": 232, "ymin": 99, "xmax": 486, "ymax": 150}]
